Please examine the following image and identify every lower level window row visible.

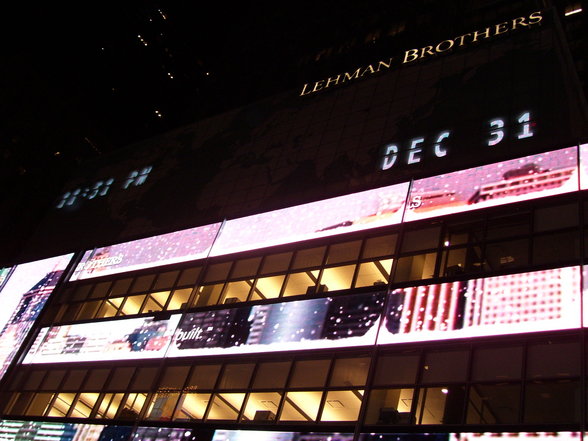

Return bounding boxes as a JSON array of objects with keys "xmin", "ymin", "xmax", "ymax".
[{"xmin": 4, "ymin": 380, "xmax": 580, "ymax": 425}]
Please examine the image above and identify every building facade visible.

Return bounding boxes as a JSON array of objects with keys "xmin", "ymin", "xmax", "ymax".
[{"xmin": 0, "ymin": 2, "xmax": 587, "ymax": 441}]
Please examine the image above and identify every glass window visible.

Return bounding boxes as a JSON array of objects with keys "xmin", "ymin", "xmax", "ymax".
[
  {"xmin": 279, "ymin": 391, "xmax": 322, "ymax": 421},
  {"xmin": 111, "ymin": 278, "xmax": 133, "ymax": 296},
  {"xmin": 167, "ymin": 288, "xmax": 193, "ymax": 310},
  {"xmin": 147, "ymin": 392, "xmax": 180, "ymax": 421},
  {"xmin": 289, "ymin": 359, "xmax": 330, "ymax": 388},
  {"xmin": 292, "ymin": 246, "xmax": 326, "ymax": 269},
  {"xmin": 40, "ymin": 370, "xmax": 65, "ymax": 391},
  {"xmin": 118, "ymin": 392, "xmax": 147, "ymax": 420},
  {"xmin": 401, "ymin": 227, "xmax": 440, "ymax": 253},
  {"xmin": 73, "ymin": 284, "xmax": 93, "ymax": 301},
  {"xmin": 320, "ymin": 265, "xmax": 355, "ymax": 292},
  {"xmin": 260, "ymin": 252, "xmax": 292, "ymax": 275},
  {"xmin": 467, "ymin": 383, "xmax": 520, "ymax": 424},
  {"xmin": 154, "ymin": 270, "xmax": 180, "ymax": 290},
  {"xmin": 320, "ymin": 389, "xmax": 363, "ymax": 421},
  {"xmin": 206, "ymin": 393, "xmax": 245, "ymax": 420},
  {"xmin": 130, "ymin": 367, "xmax": 158, "ymax": 391},
  {"xmin": 146, "ymin": 291, "xmax": 171, "ymax": 311},
  {"xmin": 193, "ymin": 284, "xmax": 224, "ymax": 307},
  {"xmin": 373, "ymin": 354, "xmax": 419, "ymax": 385},
  {"xmin": 131, "ymin": 275, "xmax": 155, "ymax": 293},
  {"xmin": 355, "ymin": 259, "xmax": 392, "ymax": 288},
  {"xmin": 62, "ymin": 370, "xmax": 87, "ymax": 390},
  {"xmin": 91, "ymin": 281, "xmax": 112, "ymax": 298},
  {"xmin": 77, "ymin": 301, "xmax": 101, "ymax": 320},
  {"xmin": 242, "ymin": 392, "xmax": 282, "ymax": 421},
  {"xmin": 327, "ymin": 240, "xmax": 362, "ymax": 264},
  {"xmin": 444, "ymin": 219, "xmax": 484, "ymax": 246},
  {"xmin": 186, "ymin": 365, "xmax": 221, "ymax": 390},
  {"xmin": 159, "ymin": 366, "xmax": 190, "ymax": 390},
  {"xmin": 71, "ymin": 392, "xmax": 99, "ymax": 418},
  {"xmin": 231, "ymin": 257, "xmax": 262, "ymax": 279},
  {"xmin": 106, "ymin": 367, "xmax": 135, "ymax": 391},
  {"xmin": 362, "ymin": 234, "xmax": 397, "ymax": 259},
  {"xmin": 252, "ymin": 361, "xmax": 291, "ymax": 389},
  {"xmin": 85, "ymin": 369, "xmax": 110, "ymax": 390},
  {"xmin": 527, "ymin": 340, "xmax": 581, "ymax": 378},
  {"xmin": 222, "ymin": 281, "xmax": 252, "ymax": 304},
  {"xmin": 365, "ymin": 388, "xmax": 414, "ymax": 424},
  {"xmin": 524, "ymin": 380, "xmax": 580, "ymax": 423},
  {"xmin": 25, "ymin": 393, "xmax": 54, "ymax": 416},
  {"xmin": 533, "ymin": 231, "xmax": 580, "ymax": 264},
  {"xmin": 330, "ymin": 358, "xmax": 370, "ymax": 387},
  {"xmin": 47, "ymin": 392, "xmax": 75, "ymax": 417},
  {"xmin": 203, "ymin": 262, "xmax": 232, "ymax": 283},
  {"xmin": 422, "ymin": 350, "xmax": 468, "ymax": 383},
  {"xmin": 96, "ymin": 298, "xmax": 120, "ymax": 318},
  {"xmin": 95, "ymin": 393, "xmax": 124, "ymax": 419},
  {"xmin": 416, "ymin": 386, "xmax": 465, "ymax": 424},
  {"xmin": 252, "ymin": 275, "xmax": 285, "ymax": 300},
  {"xmin": 217, "ymin": 364, "xmax": 255, "ymax": 390},
  {"xmin": 472, "ymin": 346, "xmax": 523, "ymax": 381},
  {"xmin": 486, "ymin": 212, "xmax": 531, "ymax": 240},
  {"xmin": 177, "ymin": 267, "xmax": 201, "ymax": 286},
  {"xmin": 282, "ymin": 271, "xmax": 319, "ymax": 297},
  {"xmin": 534, "ymin": 203, "xmax": 578, "ymax": 231},
  {"xmin": 394, "ymin": 253, "xmax": 437, "ymax": 282},
  {"xmin": 485, "ymin": 239, "xmax": 529, "ymax": 270},
  {"xmin": 23, "ymin": 371, "xmax": 45, "ymax": 391},
  {"xmin": 174, "ymin": 392, "xmax": 211, "ymax": 420},
  {"xmin": 120, "ymin": 295, "xmax": 146, "ymax": 315}
]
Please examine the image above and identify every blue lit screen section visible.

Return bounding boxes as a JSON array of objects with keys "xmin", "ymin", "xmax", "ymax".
[
  {"xmin": 0, "ymin": 254, "xmax": 73, "ymax": 380},
  {"xmin": 210, "ymin": 182, "xmax": 410, "ymax": 257},
  {"xmin": 404, "ymin": 146, "xmax": 578, "ymax": 223},
  {"xmin": 378, "ymin": 266, "xmax": 581, "ymax": 346},
  {"xmin": 0, "ymin": 420, "xmax": 133, "ymax": 441},
  {"xmin": 166, "ymin": 291, "xmax": 385, "ymax": 358}
]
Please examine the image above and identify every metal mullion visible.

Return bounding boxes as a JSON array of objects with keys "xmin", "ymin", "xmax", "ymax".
[
  {"xmin": 274, "ymin": 359, "xmax": 296, "ymax": 422},
  {"xmin": 314, "ymin": 357, "xmax": 334, "ymax": 422}
]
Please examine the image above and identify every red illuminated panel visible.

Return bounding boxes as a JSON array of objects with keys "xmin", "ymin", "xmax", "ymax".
[
  {"xmin": 209, "ymin": 182, "xmax": 410, "ymax": 257},
  {"xmin": 0, "ymin": 254, "xmax": 73, "ymax": 380},
  {"xmin": 70, "ymin": 222, "xmax": 222, "ymax": 281},
  {"xmin": 378, "ymin": 266, "xmax": 581, "ymax": 345},
  {"xmin": 404, "ymin": 147, "xmax": 579, "ymax": 222}
]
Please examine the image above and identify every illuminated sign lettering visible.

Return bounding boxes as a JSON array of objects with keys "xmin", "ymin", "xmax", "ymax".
[
  {"xmin": 55, "ymin": 165, "xmax": 153, "ymax": 209},
  {"xmin": 301, "ymin": 11, "xmax": 543, "ymax": 97},
  {"xmin": 380, "ymin": 111, "xmax": 535, "ymax": 171}
]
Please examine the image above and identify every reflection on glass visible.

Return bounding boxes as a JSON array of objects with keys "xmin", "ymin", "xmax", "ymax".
[
  {"xmin": 365, "ymin": 388, "xmax": 414, "ymax": 424},
  {"xmin": 147, "ymin": 391, "xmax": 180, "ymax": 420},
  {"xmin": 242, "ymin": 392, "xmax": 282, "ymax": 421},
  {"xmin": 330, "ymin": 358, "xmax": 370, "ymax": 387},
  {"xmin": 467, "ymin": 384, "xmax": 520, "ymax": 424},
  {"xmin": 282, "ymin": 271, "xmax": 319, "ymax": 297},
  {"xmin": 394, "ymin": 253, "xmax": 437, "ymax": 282},
  {"xmin": 186, "ymin": 365, "xmax": 221, "ymax": 390},
  {"xmin": 416, "ymin": 386, "xmax": 465, "ymax": 424},
  {"xmin": 119, "ymin": 392, "xmax": 147, "ymax": 419},
  {"xmin": 320, "ymin": 265, "xmax": 355, "ymax": 292},
  {"xmin": 524, "ymin": 380, "xmax": 580, "ymax": 423},
  {"xmin": 174, "ymin": 392, "xmax": 211, "ymax": 421},
  {"xmin": 320, "ymin": 389, "xmax": 363, "ymax": 421},
  {"xmin": 207, "ymin": 393, "xmax": 245, "ymax": 420},
  {"xmin": 355, "ymin": 259, "xmax": 392, "ymax": 288},
  {"xmin": 279, "ymin": 391, "xmax": 323, "ymax": 421}
]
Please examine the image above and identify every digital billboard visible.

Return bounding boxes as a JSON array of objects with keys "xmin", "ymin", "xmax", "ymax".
[
  {"xmin": 0, "ymin": 419, "xmax": 133, "ymax": 441},
  {"xmin": 70, "ymin": 222, "xmax": 222, "ymax": 281},
  {"xmin": 0, "ymin": 254, "xmax": 73, "ymax": 380},
  {"xmin": 212, "ymin": 431, "xmax": 354, "ymax": 441},
  {"xmin": 23, "ymin": 315, "xmax": 180, "ymax": 365},
  {"xmin": 579, "ymin": 144, "xmax": 588, "ymax": 189},
  {"xmin": 404, "ymin": 147, "xmax": 579, "ymax": 222},
  {"xmin": 378, "ymin": 266, "xmax": 581, "ymax": 345},
  {"xmin": 166, "ymin": 291, "xmax": 385, "ymax": 358},
  {"xmin": 209, "ymin": 182, "xmax": 410, "ymax": 257}
]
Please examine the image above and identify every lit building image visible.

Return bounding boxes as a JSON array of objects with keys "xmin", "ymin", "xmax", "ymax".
[{"xmin": 0, "ymin": 1, "xmax": 587, "ymax": 440}]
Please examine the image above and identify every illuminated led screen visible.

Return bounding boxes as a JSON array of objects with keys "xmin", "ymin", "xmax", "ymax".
[
  {"xmin": 404, "ymin": 147, "xmax": 579, "ymax": 222},
  {"xmin": 212, "ymin": 432, "xmax": 581, "ymax": 441},
  {"xmin": 0, "ymin": 420, "xmax": 133, "ymax": 441},
  {"xmin": 378, "ymin": 266, "xmax": 580, "ymax": 345},
  {"xmin": 133, "ymin": 426, "xmax": 200, "ymax": 440},
  {"xmin": 70, "ymin": 222, "xmax": 222, "ymax": 281},
  {"xmin": 579, "ymin": 144, "xmax": 588, "ymax": 189},
  {"xmin": 0, "ymin": 254, "xmax": 73, "ymax": 380},
  {"xmin": 167, "ymin": 291, "xmax": 385, "ymax": 358},
  {"xmin": 23, "ymin": 315, "xmax": 181, "ymax": 364},
  {"xmin": 209, "ymin": 182, "xmax": 410, "ymax": 257}
]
